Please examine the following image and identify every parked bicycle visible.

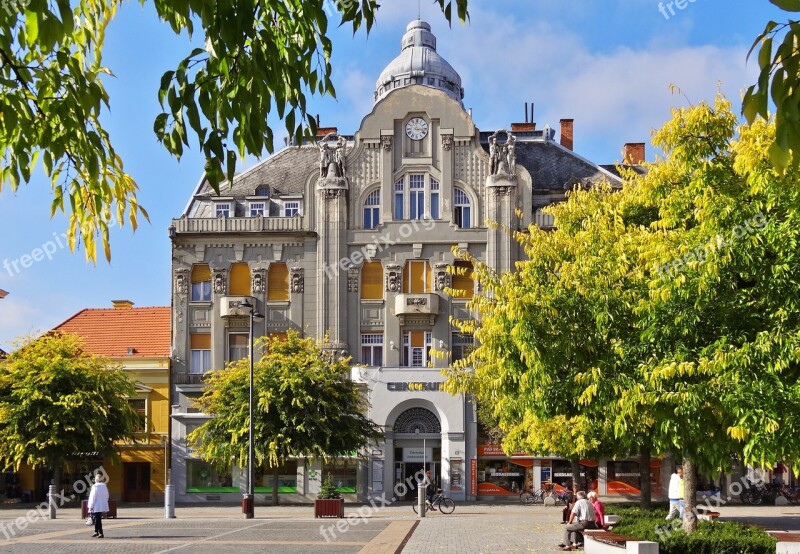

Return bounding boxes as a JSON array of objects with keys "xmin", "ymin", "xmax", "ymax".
[
  {"xmin": 520, "ymin": 487, "xmax": 547, "ymax": 505},
  {"xmin": 412, "ymin": 489, "xmax": 456, "ymax": 514},
  {"xmin": 741, "ymin": 480, "xmax": 799, "ymax": 505}
]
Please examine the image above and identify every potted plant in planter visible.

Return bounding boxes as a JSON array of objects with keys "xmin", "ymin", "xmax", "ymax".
[{"xmin": 314, "ymin": 475, "xmax": 344, "ymax": 518}]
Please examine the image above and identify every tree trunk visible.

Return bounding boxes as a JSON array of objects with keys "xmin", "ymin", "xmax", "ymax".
[
  {"xmin": 639, "ymin": 442, "xmax": 652, "ymax": 509},
  {"xmin": 571, "ymin": 459, "xmax": 581, "ymax": 491},
  {"xmin": 52, "ymin": 462, "xmax": 62, "ymax": 498},
  {"xmin": 682, "ymin": 459, "xmax": 697, "ymax": 533},
  {"xmin": 272, "ymin": 467, "xmax": 279, "ymax": 506}
]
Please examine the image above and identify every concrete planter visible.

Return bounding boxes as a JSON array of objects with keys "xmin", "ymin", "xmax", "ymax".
[{"xmin": 584, "ymin": 534, "xmax": 658, "ymax": 554}]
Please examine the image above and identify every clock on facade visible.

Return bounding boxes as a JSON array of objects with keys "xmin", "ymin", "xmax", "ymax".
[{"xmin": 405, "ymin": 117, "xmax": 429, "ymax": 140}]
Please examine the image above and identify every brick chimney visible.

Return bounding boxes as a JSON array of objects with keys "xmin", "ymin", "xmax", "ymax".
[
  {"xmin": 511, "ymin": 122, "xmax": 536, "ymax": 132},
  {"xmin": 112, "ymin": 300, "xmax": 134, "ymax": 309},
  {"xmin": 560, "ymin": 119, "xmax": 574, "ymax": 151},
  {"xmin": 316, "ymin": 127, "xmax": 338, "ymax": 137},
  {"xmin": 623, "ymin": 143, "xmax": 646, "ymax": 164}
]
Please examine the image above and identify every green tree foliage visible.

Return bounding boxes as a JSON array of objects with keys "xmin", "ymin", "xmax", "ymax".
[
  {"xmin": 0, "ymin": 0, "xmax": 468, "ymax": 262},
  {"xmin": 447, "ymin": 94, "xmax": 800, "ymax": 532},
  {"xmin": 744, "ymin": 0, "xmax": 800, "ymax": 171},
  {"xmin": 0, "ymin": 333, "xmax": 140, "ymax": 487},
  {"xmin": 188, "ymin": 331, "xmax": 382, "ymax": 503}
]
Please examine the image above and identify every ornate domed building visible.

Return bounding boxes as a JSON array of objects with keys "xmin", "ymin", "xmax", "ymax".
[{"xmin": 169, "ymin": 20, "xmax": 644, "ymax": 504}]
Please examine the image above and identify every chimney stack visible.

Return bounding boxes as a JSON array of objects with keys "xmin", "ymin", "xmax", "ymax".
[
  {"xmin": 560, "ymin": 119, "xmax": 574, "ymax": 151},
  {"xmin": 623, "ymin": 143, "xmax": 646, "ymax": 165},
  {"xmin": 112, "ymin": 300, "xmax": 134, "ymax": 309},
  {"xmin": 511, "ymin": 122, "xmax": 536, "ymax": 132},
  {"xmin": 316, "ymin": 126, "xmax": 338, "ymax": 137}
]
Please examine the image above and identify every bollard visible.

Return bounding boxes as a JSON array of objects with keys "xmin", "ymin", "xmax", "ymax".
[
  {"xmin": 417, "ymin": 483, "xmax": 426, "ymax": 518},
  {"xmin": 47, "ymin": 484, "xmax": 57, "ymax": 519},
  {"xmin": 164, "ymin": 484, "xmax": 176, "ymax": 519}
]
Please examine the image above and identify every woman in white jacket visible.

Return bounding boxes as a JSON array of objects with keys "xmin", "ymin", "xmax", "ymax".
[{"xmin": 87, "ymin": 474, "xmax": 110, "ymax": 538}]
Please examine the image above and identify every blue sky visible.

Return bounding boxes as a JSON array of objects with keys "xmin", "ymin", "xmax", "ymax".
[{"xmin": 0, "ymin": 0, "xmax": 784, "ymax": 348}]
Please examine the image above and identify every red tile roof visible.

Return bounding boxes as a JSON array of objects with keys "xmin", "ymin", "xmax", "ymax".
[{"xmin": 54, "ymin": 306, "xmax": 171, "ymax": 358}]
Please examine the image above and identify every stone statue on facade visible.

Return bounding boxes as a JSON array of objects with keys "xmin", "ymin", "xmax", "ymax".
[
  {"xmin": 317, "ymin": 133, "xmax": 346, "ymax": 179},
  {"xmin": 213, "ymin": 273, "xmax": 226, "ymax": 295},
  {"xmin": 488, "ymin": 130, "xmax": 517, "ymax": 179}
]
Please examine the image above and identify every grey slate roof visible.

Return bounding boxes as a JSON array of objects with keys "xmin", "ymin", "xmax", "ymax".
[{"xmin": 186, "ymin": 146, "xmax": 318, "ymax": 217}]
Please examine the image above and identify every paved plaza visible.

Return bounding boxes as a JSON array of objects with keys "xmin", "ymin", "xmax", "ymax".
[{"xmin": 0, "ymin": 502, "xmax": 797, "ymax": 553}]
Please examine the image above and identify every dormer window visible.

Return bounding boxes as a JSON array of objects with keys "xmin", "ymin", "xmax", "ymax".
[
  {"xmin": 284, "ymin": 202, "xmax": 299, "ymax": 217},
  {"xmin": 215, "ymin": 203, "xmax": 231, "ymax": 217},
  {"xmin": 249, "ymin": 202, "xmax": 266, "ymax": 217},
  {"xmin": 255, "ymin": 185, "xmax": 270, "ymax": 197}
]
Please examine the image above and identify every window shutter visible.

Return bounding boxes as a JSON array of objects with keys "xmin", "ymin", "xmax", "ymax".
[
  {"xmin": 361, "ymin": 262, "xmax": 383, "ymax": 300},
  {"xmin": 451, "ymin": 261, "xmax": 474, "ymax": 298},
  {"xmin": 229, "ymin": 263, "xmax": 251, "ymax": 296},
  {"xmin": 190, "ymin": 334, "xmax": 211, "ymax": 349},
  {"xmin": 268, "ymin": 263, "xmax": 289, "ymax": 301},
  {"xmin": 191, "ymin": 264, "xmax": 211, "ymax": 283}
]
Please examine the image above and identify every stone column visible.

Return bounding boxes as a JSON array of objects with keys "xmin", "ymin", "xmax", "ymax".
[{"xmin": 316, "ymin": 182, "xmax": 349, "ymax": 349}]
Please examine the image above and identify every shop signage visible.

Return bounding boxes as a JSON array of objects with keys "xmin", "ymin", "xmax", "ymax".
[
  {"xmin": 403, "ymin": 448, "xmax": 432, "ymax": 462},
  {"xmin": 387, "ymin": 381, "xmax": 443, "ymax": 392},
  {"xmin": 477, "ymin": 444, "xmax": 530, "ymax": 457},
  {"xmin": 470, "ymin": 459, "xmax": 477, "ymax": 495}
]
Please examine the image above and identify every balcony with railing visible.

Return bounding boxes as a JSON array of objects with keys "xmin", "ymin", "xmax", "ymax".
[
  {"xmin": 171, "ymin": 216, "xmax": 305, "ymax": 234},
  {"xmin": 395, "ymin": 293, "xmax": 439, "ymax": 325}
]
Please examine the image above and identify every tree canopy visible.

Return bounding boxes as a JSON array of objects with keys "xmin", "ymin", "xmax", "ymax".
[
  {"xmin": 0, "ymin": 333, "xmax": 140, "ymax": 481},
  {"xmin": 447, "ymin": 94, "xmax": 800, "ymax": 532},
  {"xmin": 188, "ymin": 331, "xmax": 382, "ymax": 501},
  {"xmin": 0, "ymin": 0, "xmax": 468, "ymax": 262}
]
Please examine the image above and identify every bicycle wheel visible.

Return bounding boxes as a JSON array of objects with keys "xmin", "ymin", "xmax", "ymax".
[
  {"xmin": 520, "ymin": 491, "xmax": 534, "ymax": 505},
  {"xmin": 438, "ymin": 498, "xmax": 456, "ymax": 514},
  {"xmin": 787, "ymin": 491, "xmax": 799, "ymax": 505},
  {"xmin": 412, "ymin": 502, "xmax": 419, "ymax": 514}
]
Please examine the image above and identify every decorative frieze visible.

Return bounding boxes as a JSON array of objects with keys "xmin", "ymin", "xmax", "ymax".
[
  {"xmin": 348, "ymin": 267, "xmax": 359, "ymax": 292},
  {"xmin": 381, "ymin": 135, "xmax": 393, "ymax": 151},
  {"xmin": 174, "ymin": 268, "xmax": 188, "ymax": 296},
  {"xmin": 212, "ymin": 270, "xmax": 227, "ymax": 295},
  {"xmin": 433, "ymin": 262, "xmax": 450, "ymax": 292},
  {"xmin": 385, "ymin": 263, "xmax": 401, "ymax": 292},
  {"xmin": 442, "ymin": 134, "xmax": 453, "ymax": 151}
]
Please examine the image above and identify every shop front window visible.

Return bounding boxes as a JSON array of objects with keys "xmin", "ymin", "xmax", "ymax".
[
  {"xmin": 323, "ymin": 459, "xmax": 358, "ymax": 493},
  {"xmin": 186, "ymin": 460, "xmax": 235, "ymax": 493},
  {"xmin": 254, "ymin": 460, "xmax": 298, "ymax": 493},
  {"xmin": 476, "ymin": 459, "xmax": 531, "ymax": 495}
]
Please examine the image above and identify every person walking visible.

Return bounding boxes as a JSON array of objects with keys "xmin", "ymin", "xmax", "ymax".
[
  {"xmin": 87, "ymin": 474, "xmax": 110, "ymax": 538},
  {"xmin": 666, "ymin": 465, "xmax": 684, "ymax": 520}
]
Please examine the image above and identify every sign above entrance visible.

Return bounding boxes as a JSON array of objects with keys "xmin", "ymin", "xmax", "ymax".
[
  {"xmin": 387, "ymin": 382, "xmax": 443, "ymax": 392},
  {"xmin": 403, "ymin": 447, "xmax": 432, "ymax": 462}
]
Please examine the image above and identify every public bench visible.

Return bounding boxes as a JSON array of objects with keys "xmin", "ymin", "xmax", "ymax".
[
  {"xmin": 695, "ymin": 507, "xmax": 720, "ymax": 522},
  {"xmin": 768, "ymin": 532, "xmax": 800, "ymax": 554},
  {"xmin": 583, "ymin": 530, "xmax": 659, "ymax": 554}
]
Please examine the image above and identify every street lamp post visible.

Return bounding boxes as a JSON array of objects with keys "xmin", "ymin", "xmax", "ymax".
[{"xmin": 239, "ymin": 299, "xmax": 263, "ymax": 519}]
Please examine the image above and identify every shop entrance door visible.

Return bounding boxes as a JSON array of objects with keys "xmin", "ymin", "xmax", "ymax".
[{"xmin": 123, "ymin": 462, "xmax": 151, "ymax": 502}]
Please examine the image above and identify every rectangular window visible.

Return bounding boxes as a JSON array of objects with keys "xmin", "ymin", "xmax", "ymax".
[
  {"xmin": 361, "ymin": 333, "xmax": 383, "ymax": 366},
  {"xmin": 228, "ymin": 333, "xmax": 248, "ymax": 362},
  {"xmin": 452, "ymin": 333, "xmax": 475, "ymax": 362},
  {"xmin": 254, "ymin": 460, "xmax": 298, "ymax": 493},
  {"xmin": 394, "ymin": 180, "xmax": 404, "ymax": 220},
  {"xmin": 215, "ymin": 203, "xmax": 231, "ymax": 217},
  {"xmin": 190, "ymin": 334, "xmax": 211, "ymax": 374},
  {"xmin": 268, "ymin": 263, "xmax": 289, "ymax": 301},
  {"xmin": 409, "ymin": 174, "xmax": 425, "ymax": 220},
  {"xmin": 249, "ymin": 202, "xmax": 266, "ymax": 217},
  {"xmin": 283, "ymin": 201, "xmax": 300, "ymax": 217},
  {"xmin": 451, "ymin": 261, "xmax": 474, "ymax": 299},
  {"xmin": 403, "ymin": 260, "xmax": 429, "ymax": 293},
  {"xmin": 128, "ymin": 398, "xmax": 146, "ymax": 432},
  {"xmin": 430, "ymin": 179, "xmax": 440, "ymax": 219},
  {"xmin": 403, "ymin": 331, "xmax": 432, "ymax": 367},
  {"xmin": 361, "ymin": 262, "xmax": 383, "ymax": 300},
  {"xmin": 190, "ymin": 264, "xmax": 212, "ymax": 302},
  {"xmin": 186, "ymin": 459, "xmax": 236, "ymax": 493},
  {"xmin": 323, "ymin": 459, "xmax": 358, "ymax": 493}
]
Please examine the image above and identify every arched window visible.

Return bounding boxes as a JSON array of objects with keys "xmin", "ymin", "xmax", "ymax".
[
  {"xmin": 454, "ymin": 188, "xmax": 471, "ymax": 229},
  {"xmin": 363, "ymin": 189, "xmax": 380, "ymax": 230},
  {"xmin": 393, "ymin": 407, "xmax": 441, "ymax": 434}
]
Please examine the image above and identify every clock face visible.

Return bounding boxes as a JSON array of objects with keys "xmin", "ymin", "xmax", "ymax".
[{"xmin": 405, "ymin": 117, "xmax": 429, "ymax": 140}]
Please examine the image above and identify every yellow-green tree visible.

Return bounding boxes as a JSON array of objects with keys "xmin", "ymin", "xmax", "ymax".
[
  {"xmin": 0, "ymin": 333, "xmax": 140, "ymax": 492},
  {"xmin": 448, "ymin": 94, "xmax": 800, "ymax": 532},
  {"xmin": 188, "ymin": 331, "xmax": 381, "ymax": 505}
]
